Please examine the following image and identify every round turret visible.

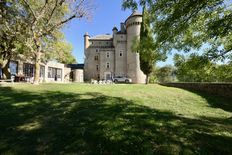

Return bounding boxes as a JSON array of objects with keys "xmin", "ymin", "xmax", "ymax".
[
  {"xmin": 125, "ymin": 11, "xmax": 146, "ymax": 83},
  {"xmin": 84, "ymin": 32, "xmax": 90, "ymax": 50}
]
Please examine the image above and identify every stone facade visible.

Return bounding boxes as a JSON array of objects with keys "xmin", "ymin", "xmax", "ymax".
[{"xmin": 84, "ymin": 12, "xmax": 146, "ymax": 83}]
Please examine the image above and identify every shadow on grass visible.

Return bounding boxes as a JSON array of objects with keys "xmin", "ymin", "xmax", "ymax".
[
  {"xmin": 0, "ymin": 87, "xmax": 232, "ymax": 154},
  {"xmin": 193, "ymin": 91, "xmax": 232, "ymax": 113},
  {"xmin": 166, "ymin": 85, "xmax": 232, "ymax": 113}
]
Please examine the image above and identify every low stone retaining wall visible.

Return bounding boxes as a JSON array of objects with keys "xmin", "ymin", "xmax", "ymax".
[{"xmin": 159, "ymin": 82, "xmax": 232, "ymax": 98}]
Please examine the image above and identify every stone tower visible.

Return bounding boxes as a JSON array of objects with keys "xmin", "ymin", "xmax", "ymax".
[
  {"xmin": 84, "ymin": 32, "xmax": 90, "ymax": 50},
  {"xmin": 125, "ymin": 11, "xmax": 146, "ymax": 83}
]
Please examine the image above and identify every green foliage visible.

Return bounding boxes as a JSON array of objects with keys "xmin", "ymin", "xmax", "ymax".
[
  {"xmin": 1, "ymin": 0, "xmax": 92, "ymax": 83},
  {"xmin": 43, "ymin": 32, "xmax": 76, "ymax": 64},
  {"xmin": 139, "ymin": 7, "xmax": 155, "ymax": 77},
  {"xmin": 213, "ymin": 64, "xmax": 232, "ymax": 82},
  {"xmin": 0, "ymin": 0, "xmax": 30, "ymax": 78},
  {"xmin": 122, "ymin": 0, "xmax": 232, "ymax": 61},
  {"xmin": 156, "ymin": 65, "xmax": 176, "ymax": 83},
  {"xmin": 173, "ymin": 54, "xmax": 232, "ymax": 82},
  {"xmin": 0, "ymin": 1, "xmax": 29, "ymax": 63},
  {"xmin": 53, "ymin": 41, "xmax": 76, "ymax": 64}
]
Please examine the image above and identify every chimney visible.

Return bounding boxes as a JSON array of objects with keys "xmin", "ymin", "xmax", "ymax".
[
  {"xmin": 112, "ymin": 26, "xmax": 118, "ymax": 35},
  {"xmin": 120, "ymin": 23, "xmax": 125, "ymax": 33}
]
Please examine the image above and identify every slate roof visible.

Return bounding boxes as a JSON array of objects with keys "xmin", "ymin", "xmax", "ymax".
[
  {"xmin": 89, "ymin": 34, "xmax": 113, "ymax": 40},
  {"xmin": 125, "ymin": 11, "xmax": 142, "ymax": 23},
  {"xmin": 66, "ymin": 64, "xmax": 84, "ymax": 69}
]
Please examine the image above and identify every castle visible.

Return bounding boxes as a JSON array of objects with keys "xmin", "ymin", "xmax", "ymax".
[{"xmin": 84, "ymin": 11, "xmax": 146, "ymax": 83}]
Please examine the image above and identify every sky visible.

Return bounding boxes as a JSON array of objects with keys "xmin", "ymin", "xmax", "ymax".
[{"xmin": 62, "ymin": 0, "xmax": 174, "ymax": 66}]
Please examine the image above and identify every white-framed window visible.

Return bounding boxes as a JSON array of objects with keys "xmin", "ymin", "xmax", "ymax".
[
  {"xmin": 106, "ymin": 52, "xmax": 110, "ymax": 58},
  {"xmin": 48, "ymin": 67, "xmax": 62, "ymax": 79},
  {"xmin": 9, "ymin": 61, "xmax": 18, "ymax": 75},
  {"xmin": 40, "ymin": 65, "xmax": 45, "ymax": 78},
  {"xmin": 96, "ymin": 65, "xmax": 99, "ymax": 71},
  {"xmin": 106, "ymin": 62, "xmax": 110, "ymax": 69},
  {"xmin": 23, "ymin": 63, "xmax": 34, "ymax": 77}
]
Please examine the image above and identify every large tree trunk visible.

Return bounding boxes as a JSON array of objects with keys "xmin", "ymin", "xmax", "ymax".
[
  {"xmin": 33, "ymin": 48, "xmax": 41, "ymax": 85},
  {"xmin": 145, "ymin": 74, "xmax": 149, "ymax": 84},
  {"xmin": 2, "ymin": 60, "xmax": 11, "ymax": 79}
]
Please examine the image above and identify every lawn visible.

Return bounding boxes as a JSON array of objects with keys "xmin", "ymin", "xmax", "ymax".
[{"xmin": 0, "ymin": 83, "xmax": 231, "ymax": 154}]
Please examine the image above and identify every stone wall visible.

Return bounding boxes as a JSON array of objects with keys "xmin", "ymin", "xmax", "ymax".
[{"xmin": 159, "ymin": 82, "xmax": 232, "ymax": 98}]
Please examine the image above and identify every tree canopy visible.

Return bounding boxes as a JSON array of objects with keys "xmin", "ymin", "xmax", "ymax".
[
  {"xmin": 122, "ymin": 0, "xmax": 232, "ymax": 61},
  {"xmin": 0, "ymin": 1, "xmax": 29, "ymax": 78},
  {"xmin": 173, "ymin": 53, "xmax": 232, "ymax": 82},
  {"xmin": 0, "ymin": 0, "xmax": 93, "ymax": 82}
]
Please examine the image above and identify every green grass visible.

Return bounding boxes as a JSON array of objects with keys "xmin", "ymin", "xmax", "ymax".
[{"xmin": 0, "ymin": 83, "xmax": 231, "ymax": 154}]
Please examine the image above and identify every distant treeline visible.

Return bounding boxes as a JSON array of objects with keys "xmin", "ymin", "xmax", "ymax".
[{"xmin": 150, "ymin": 54, "xmax": 232, "ymax": 83}]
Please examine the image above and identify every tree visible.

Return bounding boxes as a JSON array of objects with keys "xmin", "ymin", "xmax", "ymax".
[
  {"xmin": 122, "ymin": 0, "xmax": 232, "ymax": 61},
  {"xmin": 173, "ymin": 54, "xmax": 215, "ymax": 82},
  {"xmin": 132, "ymin": 6, "xmax": 166, "ymax": 84},
  {"xmin": 44, "ymin": 32, "xmax": 76, "ymax": 64},
  {"xmin": 0, "ymin": 1, "xmax": 28, "ymax": 79},
  {"xmin": 173, "ymin": 53, "xmax": 232, "ymax": 82},
  {"xmin": 17, "ymin": 0, "xmax": 93, "ymax": 84},
  {"xmin": 156, "ymin": 65, "xmax": 176, "ymax": 83},
  {"xmin": 213, "ymin": 64, "xmax": 232, "ymax": 82}
]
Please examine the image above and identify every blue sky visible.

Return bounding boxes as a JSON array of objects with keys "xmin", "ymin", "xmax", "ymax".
[{"xmin": 62, "ymin": 0, "xmax": 174, "ymax": 66}]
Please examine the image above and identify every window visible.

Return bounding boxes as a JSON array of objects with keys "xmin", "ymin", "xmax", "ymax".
[
  {"xmin": 96, "ymin": 49, "xmax": 99, "ymax": 52},
  {"xmin": 48, "ymin": 67, "xmax": 52, "ymax": 78},
  {"xmin": 119, "ymin": 51, "xmax": 123, "ymax": 57},
  {"xmin": 23, "ymin": 63, "xmax": 34, "ymax": 77},
  {"xmin": 97, "ymin": 74, "xmax": 100, "ymax": 80},
  {"xmin": 106, "ymin": 62, "xmax": 110, "ymax": 69},
  {"xmin": 48, "ymin": 67, "xmax": 62, "ymax": 79},
  {"xmin": 94, "ymin": 55, "xmax": 98, "ymax": 60},
  {"xmin": 40, "ymin": 65, "xmax": 45, "ymax": 78},
  {"xmin": 106, "ymin": 52, "xmax": 110, "ymax": 58},
  {"xmin": 96, "ymin": 65, "xmax": 99, "ymax": 71},
  {"xmin": 56, "ymin": 69, "xmax": 62, "ymax": 78},
  {"xmin": 9, "ymin": 61, "xmax": 18, "ymax": 75}
]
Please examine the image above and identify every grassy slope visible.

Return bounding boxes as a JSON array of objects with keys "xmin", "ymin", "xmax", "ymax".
[{"xmin": 0, "ymin": 83, "xmax": 231, "ymax": 154}]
